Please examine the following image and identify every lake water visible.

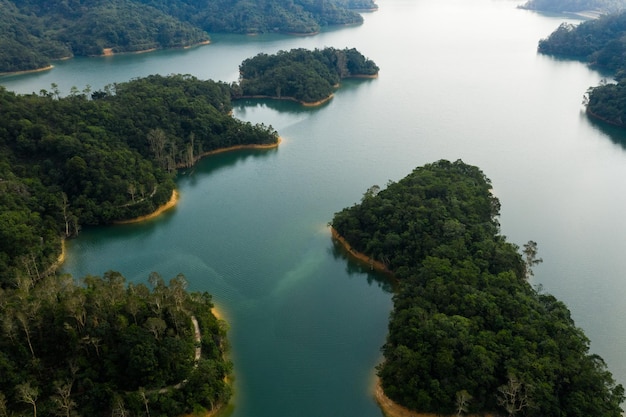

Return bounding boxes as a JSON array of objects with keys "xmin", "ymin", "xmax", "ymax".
[{"xmin": 3, "ymin": 0, "xmax": 626, "ymax": 415}]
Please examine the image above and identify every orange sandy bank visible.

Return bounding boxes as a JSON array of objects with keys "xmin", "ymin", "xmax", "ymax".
[
  {"xmin": 330, "ymin": 226, "xmax": 392, "ymax": 275},
  {"xmin": 118, "ymin": 138, "xmax": 280, "ymax": 224},
  {"xmin": 211, "ymin": 304, "xmax": 227, "ymax": 322},
  {"xmin": 0, "ymin": 65, "xmax": 54, "ymax": 76},
  {"xmin": 374, "ymin": 378, "xmax": 439, "ymax": 417},
  {"xmin": 43, "ymin": 239, "xmax": 67, "ymax": 275},
  {"xmin": 192, "ymin": 136, "xmax": 282, "ymax": 160},
  {"xmin": 102, "ymin": 40, "xmax": 210, "ymax": 57},
  {"xmin": 115, "ymin": 190, "xmax": 179, "ymax": 224},
  {"xmin": 374, "ymin": 378, "xmax": 496, "ymax": 417}
]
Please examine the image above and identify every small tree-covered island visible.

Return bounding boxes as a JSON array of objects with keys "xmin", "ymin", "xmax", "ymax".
[
  {"xmin": 330, "ymin": 160, "xmax": 624, "ymax": 417},
  {"xmin": 234, "ymin": 47, "xmax": 379, "ymax": 105},
  {"xmin": 0, "ymin": 271, "xmax": 232, "ymax": 417}
]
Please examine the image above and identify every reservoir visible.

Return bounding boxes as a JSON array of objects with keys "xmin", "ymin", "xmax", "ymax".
[{"xmin": 2, "ymin": 0, "xmax": 625, "ymax": 415}]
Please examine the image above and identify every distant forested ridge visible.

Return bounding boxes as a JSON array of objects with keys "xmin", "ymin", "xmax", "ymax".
[
  {"xmin": 0, "ymin": 74, "xmax": 279, "ymax": 287},
  {"xmin": 538, "ymin": 12, "xmax": 626, "ymax": 126},
  {"xmin": 519, "ymin": 0, "xmax": 625, "ymax": 13},
  {"xmin": 236, "ymin": 47, "xmax": 379, "ymax": 104},
  {"xmin": 0, "ymin": 0, "xmax": 376, "ymax": 73},
  {"xmin": 331, "ymin": 160, "xmax": 625, "ymax": 416},
  {"xmin": 0, "ymin": 271, "xmax": 232, "ymax": 417}
]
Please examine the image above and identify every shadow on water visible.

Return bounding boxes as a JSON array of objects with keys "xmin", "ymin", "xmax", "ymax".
[
  {"xmin": 232, "ymin": 77, "xmax": 376, "ymax": 115},
  {"xmin": 74, "ymin": 147, "xmax": 277, "ymax": 243},
  {"xmin": 233, "ymin": 97, "xmax": 330, "ymax": 114},
  {"xmin": 75, "ymin": 202, "xmax": 180, "ymax": 244},
  {"xmin": 328, "ymin": 238, "xmax": 397, "ymax": 294},
  {"xmin": 179, "ymin": 146, "xmax": 278, "ymax": 186},
  {"xmin": 586, "ymin": 112, "xmax": 626, "ymax": 150}
]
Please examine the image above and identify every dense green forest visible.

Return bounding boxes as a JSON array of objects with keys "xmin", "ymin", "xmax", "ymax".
[
  {"xmin": 0, "ymin": 74, "xmax": 279, "ymax": 287},
  {"xmin": 538, "ymin": 12, "xmax": 626, "ymax": 126},
  {"xmin": 331, "ymin": 160, "xmax": 624, "ymax": 416},
  {"xmin": 585, "ymin": 80, "xmax": 626, "ymax": 125},
  {"xmin": 0, "ymin": 271, "xmax": 232, "ymax": 417},
  {"xmin": 0, "ymin": 0, "xmax": 376, "ymax": 73},
  {"xmin": 538, "ymin": 12, "xmax": 626, "ymax": 71},
  {"xmin": 236, "ymin": 47, "xmax": 379, "ymax": 104},
  {"xmin": 519, "ymin": 0, "xmax": 625, "ymax": 13}
]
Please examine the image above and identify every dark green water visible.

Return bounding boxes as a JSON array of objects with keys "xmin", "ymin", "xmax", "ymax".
[{"xmin": 3, "ymin": 0, "xmax": 626, "ymax": 415}]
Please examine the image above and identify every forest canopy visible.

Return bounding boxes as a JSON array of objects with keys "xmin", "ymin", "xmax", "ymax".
[
  {"xmin": 0, "ymin": 74, "xmax": 279, "ymax": 287},
  {"xmin": 0, "ymin": 271, "xmax": 232, "ymax": 417},
  {"xmin": 236, "ymin": 47, "xmax": 379, "ymax": 104},
  {"xmin": 331, "ymin": 160, "xmax": 625, "ymax": 417},
  {"xmin": 538, "ymin": 12, "xmax": 626, "ymax": 71},
  {"xmin": 0, "ymin": 0, "xmax": 377, "ymax": 73}
]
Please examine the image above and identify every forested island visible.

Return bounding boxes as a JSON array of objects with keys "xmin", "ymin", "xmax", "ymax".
[
  {"xmin": 0, "ymin": 271, "xmax": 232, "ymax": 416},
  {"xmin": 0, "ymin": 74, "xmax": 279, "ymax": 287},
  {"xmin": 235, "ymin": 47, "xmax": 379, "ymax": 105},
  {"xmin": 331, "ymin": 160, "xmax": 625, "ymax": 417},
  {"xmin": 538, "ymin": 12, "xmax": 626, "ymax": 126},
  {"xmin": 0, "ymin": 0, "xmax": 376, "ymax": 73}
]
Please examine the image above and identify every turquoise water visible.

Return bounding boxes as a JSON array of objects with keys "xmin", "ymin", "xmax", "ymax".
[{"xmin": 3, "ymin": 0, "xmax": 626, "ymax": 415}]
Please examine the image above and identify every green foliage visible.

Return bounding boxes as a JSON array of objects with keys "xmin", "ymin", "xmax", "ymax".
[
  {"xmin": 0, "ymin": 75, "xmax": 279, "ymax": 286},
  {"xmin": 586, "ymin": 80, "xmax": 626, "ymax": 125},
  {"xmin": 538, "ymin": 13, "xmax": 626, "ymax": 69},
  {"xmin": 141, "ymin": 0, "xmax": 375, "ymax": 35},
  {"xmin": 331, "ymin": 160, "xmax": 624, "ymax": 417},
  {"xmin": 0, "ymin": 272, "xmax": 232, "ymax": 417},
  {"xmin": 236, "ymin": 47, "xmax": 379, "ymax": 104},
  {"xmin": 0, "ymin": 0, "xmax": 377, "ymax": 72}
]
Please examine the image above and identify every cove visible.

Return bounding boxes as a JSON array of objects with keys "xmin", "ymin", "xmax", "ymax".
[{"xmin": 3, "ymin": 0, "xmax": 626, "ymax": 415}]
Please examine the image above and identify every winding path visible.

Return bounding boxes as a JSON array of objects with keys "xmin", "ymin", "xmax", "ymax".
[{"xmin": 155, "ymin": 315, "xmax": 201, "ymax": 394}]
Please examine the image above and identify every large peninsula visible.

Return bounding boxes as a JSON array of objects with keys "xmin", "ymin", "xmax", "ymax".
[
  {"xmin": 331, "ymin": 160, "xmax": 624, "ymax": 417},
  {"xmin": 0, "ymin": 0, "xmax": 377, "ymax": 73},
  {"xmin": 0, "ymin": 74, "xmax": 279, "ymax": 287}
]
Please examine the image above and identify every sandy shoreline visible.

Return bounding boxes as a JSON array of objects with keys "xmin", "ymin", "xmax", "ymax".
[
  {"xmin": 101, "ymin": 40, "xmax": 210, "ymax": 57},
  {"xmin": 374, "ymin": 378, "xmax": 438, "ymax": 417},
  {"xmin": 118, "ymin": 138, "xmax": 280, "ymax": 225},
  {"xmin": 43, "ymin": 239, "xmax": 67, "ymax": 276},
  {"xmin": 0, "ymin": 65, "xmax": 54, "ymax": 77},
  {"xmin": 188, "ymin": 136, "xmax": 282, "ymax": 162},
  {"xmin": 114, "ymin": 189, "xmax": 179, "ymax": 224},
  {"xmin": 330, "ymin": 226, "xmax": 392, "ymax": 275},
  {"xmin": 211, "ymin": 304, "xmax": 227, "ymax": 322}
]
